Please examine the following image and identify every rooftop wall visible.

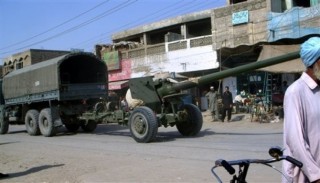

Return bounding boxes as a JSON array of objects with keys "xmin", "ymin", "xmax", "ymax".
[
  {"xmin": 112, "ymin": 10, "xmax": 212, "ymax": 42},
  {"xmin": 212, "ymin": 0, "xmax": 269, "ymax": 49}
]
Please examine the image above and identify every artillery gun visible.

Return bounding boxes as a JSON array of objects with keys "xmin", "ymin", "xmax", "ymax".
[{"xmin": 81, "ymin": 51, "xmax": 300, "ymax": 143}]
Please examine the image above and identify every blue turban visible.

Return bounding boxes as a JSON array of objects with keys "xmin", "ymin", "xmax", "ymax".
[{"xmin": 300, "ymin": 37, "xmax": 320, "ymax": 67}]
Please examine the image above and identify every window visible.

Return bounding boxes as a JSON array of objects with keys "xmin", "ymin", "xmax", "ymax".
[
  {"xmin": 16, "ymin": 62, "xmax": 23, "ymax": 69},
  {"xmin": 271, "ymin": 0, "xmax": 311, "ymax": 13},
  {"xmin": 230, "ymin": 0, "xmax": 247, "ymax": 4}
]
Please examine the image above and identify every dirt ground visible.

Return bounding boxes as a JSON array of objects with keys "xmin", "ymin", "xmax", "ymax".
[{"xmin": 0, "ymin": 111, "xmax": 285, "ymax": 183}]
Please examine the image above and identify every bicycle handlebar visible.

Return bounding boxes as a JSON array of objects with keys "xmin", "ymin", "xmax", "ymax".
[
  {"xmin": 217, "ymin": 155, "xmax": 302, "ymax": 172},
  {"xmin": 212, "ymin": 155, "xmax": 303, "ymax": 183}
]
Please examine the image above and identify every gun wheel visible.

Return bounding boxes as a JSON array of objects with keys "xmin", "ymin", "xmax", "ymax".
[
  {"xmin": 0, "ymin": 106, "xmax": 9, "ymax": 135},
  {"xmin": 176, "ymin": 104, "xmax": 203, "ymax": 136},
  {"xmin": 129, "ymin": 106, "xmax": 158, "ymax": 143}
]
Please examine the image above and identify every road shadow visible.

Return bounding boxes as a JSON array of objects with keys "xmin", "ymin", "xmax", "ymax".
[
  {"xmin": 212, "ymin": 132, "xmax": 282, "ymax": 136},
  {"xmin": 0, "ymin": 141, "xmax": 19, "ymax": 146},
  {"xmin": 8, "ymin": 130, "xmax": 27, "ymax": 134},
  {"xmin": 2, "ymin": 164, "xmax": 64, "ymax": 180},
  {"xmin": 93, "ymin": 124, "xmax": 131, "ymax": 137},
  {"xmin": 154, "ymin": 128, "xmax": 215, "ymax": 143},
  {"xmin": 3, "ymin": 121, "xmax": 224, "ymax": 143},
  {"xmin": 84, "ymin": 123, "xmax": 216, "ymax": 143},
  {"xmin": 52, "ymin": 124, "xmax": 130, "ymax": 137}
]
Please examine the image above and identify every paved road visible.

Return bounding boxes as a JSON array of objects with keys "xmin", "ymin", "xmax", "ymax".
[{"xmin": 0, "ymin": 111, "xmax": 284, "ymax": 182}]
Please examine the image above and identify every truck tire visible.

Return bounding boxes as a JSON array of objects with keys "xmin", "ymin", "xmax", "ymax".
[
  {"xmin": 25, "ymin": 109, "xmax": 40, "ymax": 136},
  {"xmin": 176, "ymin": 104, "xmax": 203, "ymax": 136},
  {"xmin": 39, "ymin": 108, "xmax": 57, "ymax": 137},
  {"xmin": 0, "ymin": 106, "xmax": 9, "ymax": 134},
  {"xmin": 81, "ymin": 120, "xmax": 97, "ymax": 132},
  {"xmin": 128, "ymin": 106, "xmax": 158, "ymax": 143}
]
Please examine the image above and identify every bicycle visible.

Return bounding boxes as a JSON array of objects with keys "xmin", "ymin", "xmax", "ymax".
[
  {"xmin": 211, "ymin": 146, "xmax": 303, "ymax": 183},
  {"xmin": 249, "ymin": 95, "xmax": 271, "ymax": 123}
]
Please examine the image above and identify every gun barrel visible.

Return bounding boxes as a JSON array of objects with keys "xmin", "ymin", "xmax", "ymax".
[{"xmin": 172, "ymin": 51, "xmax": 300, "ymax": 91}]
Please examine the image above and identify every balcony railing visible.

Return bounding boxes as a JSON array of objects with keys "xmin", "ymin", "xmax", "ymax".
[{"xmin": 120, "ymin": 35, "xmax": 213, "ymax": 59}]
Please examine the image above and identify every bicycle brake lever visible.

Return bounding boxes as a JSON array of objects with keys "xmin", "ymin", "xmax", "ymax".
[
  {"xmin": 285, "ymin": 156, "xmax": 303, "ymax": 168},
  {"xmin": 215, "ymin": 159, "xmax": 235, "ymax": 175}
]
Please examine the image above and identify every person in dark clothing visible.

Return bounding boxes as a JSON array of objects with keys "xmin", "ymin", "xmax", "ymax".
[{"xmin": 221, "ymin": 86, "xmax": 233, "ymax": 122}]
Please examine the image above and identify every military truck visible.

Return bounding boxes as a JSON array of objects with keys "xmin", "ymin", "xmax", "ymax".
[{"xmin": 0, "ymin": 52, "xmax": 108, "ymax": 137}]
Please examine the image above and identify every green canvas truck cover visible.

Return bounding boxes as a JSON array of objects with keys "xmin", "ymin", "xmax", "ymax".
[{"xmin": 2, "ymin": 52, "xmax": 107, "ymax": 104}]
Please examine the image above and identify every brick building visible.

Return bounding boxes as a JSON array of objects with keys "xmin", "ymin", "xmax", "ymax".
[{"xmin": 2, "ymin": 49, "xmax": 70, "ymax": 77}]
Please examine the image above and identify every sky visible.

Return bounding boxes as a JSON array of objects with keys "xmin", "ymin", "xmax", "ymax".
[{"xmin": 0, "ymin": 0, "xmax": 226, "ymax": 61}]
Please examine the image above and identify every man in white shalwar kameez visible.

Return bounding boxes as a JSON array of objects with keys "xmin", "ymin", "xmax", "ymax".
[{"xmin": 283, "ymin": 37, "xmax": 320, "ymax": 183}]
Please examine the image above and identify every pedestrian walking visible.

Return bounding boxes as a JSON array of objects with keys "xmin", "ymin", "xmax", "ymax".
[
  {"xmin": 205, "ymin": 86, "xmax": 219, "ymax": 121},
  {"xmin": 221, "ymin": 86, "xmax": 233, "ymax": 122},
  {"xmin": 283, "ymin": 37, "xmax": 320, "ymax": 183}
]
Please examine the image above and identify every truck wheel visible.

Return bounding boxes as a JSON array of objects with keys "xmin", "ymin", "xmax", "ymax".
[
  {"xmin": 176, "ymin": 104, "xmax": 203, "ymax": 136},
  {"xmin": 129, "ymin": 106, "xmax": 158, "ymax": 143},
  {"xmin": 25, "ymin": 109, "xmax": 40, "ymax": 136},
  {"xmin": 0, "ymin": 107, "xmax": 9, "ymax": 135},
  {"xmin": 39, "ymin": 108, "xmax": 57, "ymax": 137},
  {"xmin": 81, "ymin": 120, "xmax": 97, "ymax": 132}
]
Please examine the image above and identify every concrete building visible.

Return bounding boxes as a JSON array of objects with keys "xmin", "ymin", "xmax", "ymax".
[
  {"xmin": 96, "ymin": 0, "xmax": 320, "ymax": 108},
  {"xmin": 2, "ymin": 49, "xmax": 70, "ymax": 76}
]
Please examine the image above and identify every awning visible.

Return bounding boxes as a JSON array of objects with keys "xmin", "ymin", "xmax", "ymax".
[
  {"xmin": 108, "ymin": 80, "xmax": 129, "ymax": 90},
  {"xmin": 257, "ymin": 45, "xmax": 305, "ymax": 73}
]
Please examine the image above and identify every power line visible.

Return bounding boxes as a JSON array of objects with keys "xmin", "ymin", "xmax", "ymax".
[
  {"xmin": 71, "ymin": 0, "xmax": 188, "ymax": 48},
  {"xmin": 1, "ymin": 0, "xmax": 137, "ymax": 56},
  {"xmin": 0, "ymin": 0, "xmax": 110, "ymax": 51},
  {"xmin": 1, "ymin": 0, "xmax": 225, "ymax": 58}
]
